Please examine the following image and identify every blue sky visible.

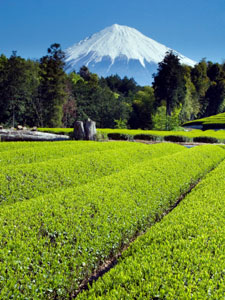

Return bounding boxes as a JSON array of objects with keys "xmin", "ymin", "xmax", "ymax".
[{"xmin": 0, "ymin": 0, "xmax": 224, "ymax": 63}]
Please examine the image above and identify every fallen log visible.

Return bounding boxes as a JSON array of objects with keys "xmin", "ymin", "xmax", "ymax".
[{"xmin": 0, "ymin": 129, "xmax": 70, "ymax": 142}]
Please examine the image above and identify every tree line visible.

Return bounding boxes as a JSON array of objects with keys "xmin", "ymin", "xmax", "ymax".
[{"xmin": 0, "ymin": 44, "xmax": 224, "ymax": 129}]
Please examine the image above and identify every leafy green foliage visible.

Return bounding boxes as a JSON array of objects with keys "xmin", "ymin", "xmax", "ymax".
[
  {"xmin": 72, "ymin": 69, "xmax": 131, "ymax": 128},
  {"xmin": 152, "ymin": 105, "xmax": 181, "ymax": 130},
  {"xmin": 114, "ymin": 118, "xmax": 127, "ymax": 129},
  {"xmin": 129, "ymin": 86, "xmax": 155, "ymax": 129}
]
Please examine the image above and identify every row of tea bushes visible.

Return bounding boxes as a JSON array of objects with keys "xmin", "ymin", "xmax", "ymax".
[
  {"xmin": 98, "ymin": 128, "xmax": 225, "ymax": 143},
  {"xmin": 183, "ymin": 112, "xmax": 225, "ymax": 130},
  {"xmin": 0, "ymin": 140, "xmax": 95, "ymax": 153},
  {"xmin": 0, "ymin": 140, "xmax": 150, "ymax": 167},
  {"xmin": 0, "ymin": 143, "xmax": 185, "ymax": 205},
  {"xmin": 38, "ymin": 128, "xmax": 73, "ymax": 135},
  {"xmin": 81, "ymin": 150, "xmax": 225, "ymax": 299},
  {"xmin": 0, "ymin": 146, "xmax": 224, "ymax": 299}
]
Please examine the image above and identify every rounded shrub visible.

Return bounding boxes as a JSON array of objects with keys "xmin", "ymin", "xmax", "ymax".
[
  {"xmin": 108, "ymin": 133, "xmax": 133, "ymax": 141},
  {"xmin": 164, "ymin": 135, "xmax": 188, "ymax": 143},
  {"xmin": 193, "ymin": 136, "xmax": 218, "ymax": 143},
  {"xmin": 133, "ymin": 134, "xmax": 157, "ymax": 141}
]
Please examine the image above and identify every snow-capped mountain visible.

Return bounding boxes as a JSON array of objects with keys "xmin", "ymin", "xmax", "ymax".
[{"xmin": 65, "ymin": 24, "xmax": 196, "ymax": 86}]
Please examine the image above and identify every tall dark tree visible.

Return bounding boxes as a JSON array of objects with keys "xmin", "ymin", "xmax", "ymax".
[
  {"xmin": 205, "ymin": 80, "xmax": 225, "ymax": 116},
  {"xmin": 0, "ymin": 54, "xmax": 9, "ymax": 124},
  {"xmin": 191, "ymin": 60, "xmax": 210, "ymax": 116},
  {"xmin": 153, "ymin": 51, "xmax": 186, "ymax": 116},
  {"xmin": 0, "ymin": 52, "xmax": 39, "ymax": 127},
  {"xmin": 207, "ymin": 62, "xmax": 223, "ymax": 82},
  {"xmin": 39, "ymin": 43, "xmax": 67, "ymax": 127}
]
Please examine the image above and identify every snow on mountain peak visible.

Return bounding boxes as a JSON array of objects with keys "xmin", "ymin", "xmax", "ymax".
[{"xmin": 65, "ymin": 24, "xmax": 196, "ymax": 85}]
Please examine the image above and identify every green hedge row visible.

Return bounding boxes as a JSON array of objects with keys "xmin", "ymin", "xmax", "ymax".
[
  {"xmin": 0, "ymin": 140, "xmax": 149, "ymax": 167},
  {"xmin": 0, "ymin": 143, "xmax": 184, "ymax": 205},
  {"xmin": 99, "ymin": 128, "xmax": 225, "ymax": 143},
  {"xmin": 0, "ymin": 145, "xmax": 224, "ymax": 299},
  {"xmin": 38, "ymin": 128, "xmax": 73, "ymax": 135},
  {"xmin": 81, "ymin": 150, "xmax": 225, "ymax": 299},
  {"xmin": 183, "ymin": 112, "xmax": 225, "ymax": 130}
]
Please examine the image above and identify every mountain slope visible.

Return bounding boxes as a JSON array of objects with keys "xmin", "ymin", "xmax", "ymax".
[{"xmin": 65, "ymin": 24, "xmax": 196, "ymax": 85}]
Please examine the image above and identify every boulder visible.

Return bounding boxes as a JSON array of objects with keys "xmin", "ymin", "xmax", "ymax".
[
  {"xmin": 84, "ymin": 119, "xmax": 97, "ymax": 141},
  {"xmin": 74, "ymin": 121, "xmax": 85, "ymax": 140}
]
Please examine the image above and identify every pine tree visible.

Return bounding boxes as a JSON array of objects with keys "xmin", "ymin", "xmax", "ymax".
[
  {"xmin": 39, "ymin": 44, "xmax": 67, "ymax": 127},
  {"xmin": 191, "ymin": 60, "xmax": 210, "ymax": 116},
  {"xmin": 153, "ymin": 51, "xmax": 186, "ymax": 117}
]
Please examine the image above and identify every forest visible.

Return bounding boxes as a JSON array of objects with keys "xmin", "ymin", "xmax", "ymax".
[{"xmin": 0, "ymin": 43, "xmax": 225, "ymax": 130}]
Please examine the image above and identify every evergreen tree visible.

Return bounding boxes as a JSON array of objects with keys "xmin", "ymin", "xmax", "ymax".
[
  {"xmin": 153, "ymin": 51, "xmax": 186, "ymax": 117},
  {"xmin": 207, "ymin": 62, "xmax": 223, "ymax": 82},
  {"xmin": 0, "ymin": 54, "xmax": 9, "ymax": 124},
  {"xmin": 100, "ymin": 74, "xmax": 139, "ymax": 97},
  {"xmin": 191, "ymin": 60, "xmax": 210, "ymax": 116},
  {"xmin": 39, "ymin": 43, "xmax": 67, "ymax": 127},
  {"xmin": 205, "ymin": 80, "xmax": 225, "ymax": 116},
  {"xmin": 0, "ymin": 52, "xmax": 39, "ymax": 127}
]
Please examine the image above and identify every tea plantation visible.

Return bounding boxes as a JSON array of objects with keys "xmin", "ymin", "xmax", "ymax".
[{"xmin": 0, "ymin": 141, "xmax": 224, "ymax": 299}]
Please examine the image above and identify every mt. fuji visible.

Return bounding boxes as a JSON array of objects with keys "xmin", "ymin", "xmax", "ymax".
[{"xmin": 65, "ymin": 24, "xmax": 196, "ymax": 86}]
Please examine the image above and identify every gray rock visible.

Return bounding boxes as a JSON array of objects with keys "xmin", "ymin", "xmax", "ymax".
[
  {"xmin": 74, "ymin": 121, "xmax": 85, "ymax": 140},
  {"xmin": 84, "ymin": 119, "xmax": 96, "ymax": 141}
]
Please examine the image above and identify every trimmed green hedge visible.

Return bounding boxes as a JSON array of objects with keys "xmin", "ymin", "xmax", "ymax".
[
  {"xmin": 164, "ymin": 135, "xmax": 189, "ymax": 143},
  {"xmin": 0, "ymin": 143, "xmax": 184, "ymax": 205},
  {"xmin": 0, "ymin": 140, "xmax": 147, "ymax": 167},
  {"xmin": 81, "ymin": 150, "xmax": 225, "ymax": 299},
  {"xmin": 183, "ymin": 112, "xmax": 225, "ymax": 130},
  {"xmin": 0, "ymin": 145, "xmax": 224, "ymax": 299},
  {"xmin": 98, "ymin": 128, "xmax": 225, "ymax": 143},
  {"xmin": 193, "ymin": 136, "xmax": 218, "ymax": 143}
]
